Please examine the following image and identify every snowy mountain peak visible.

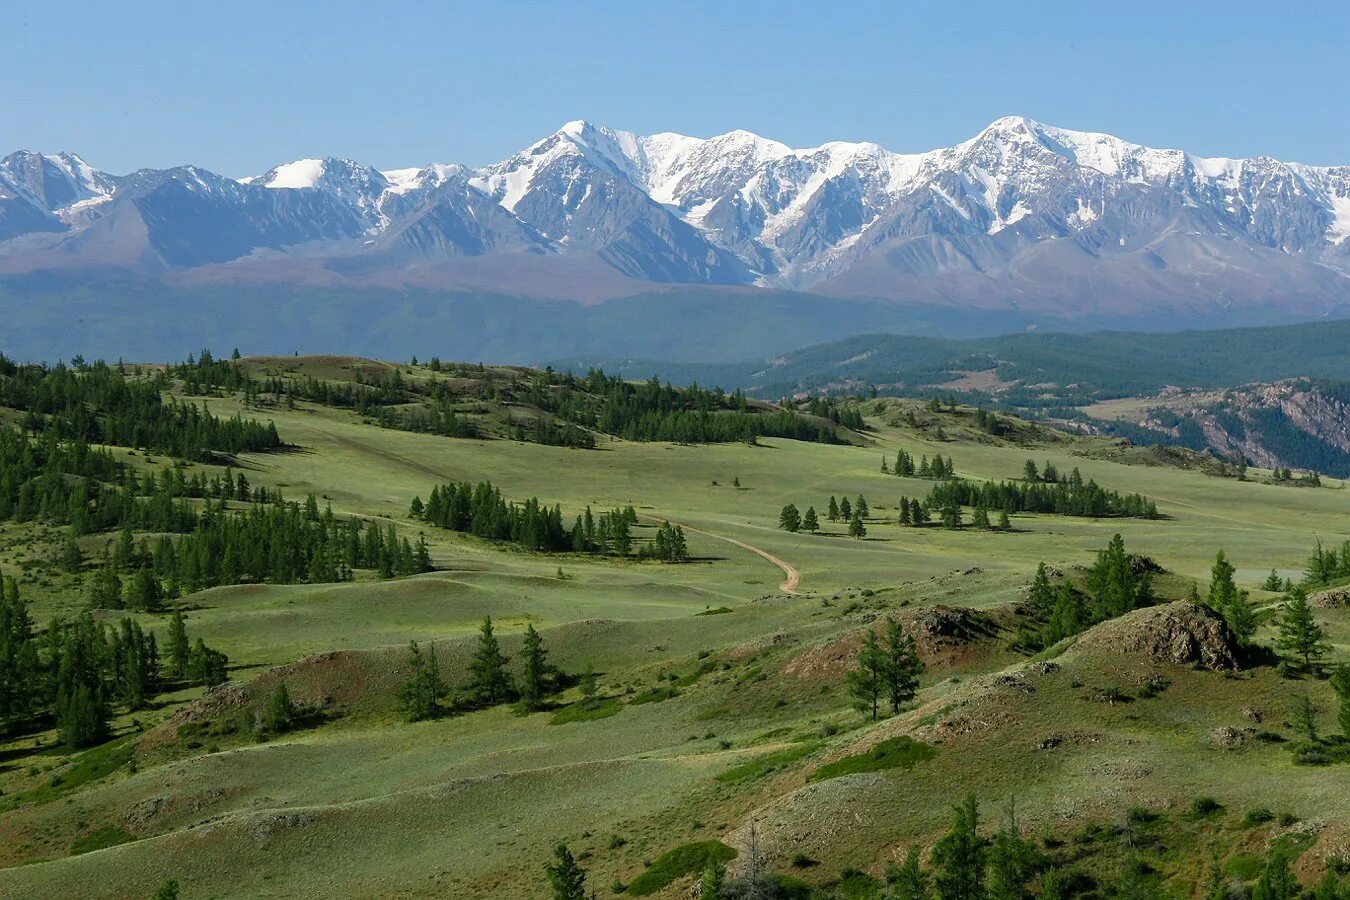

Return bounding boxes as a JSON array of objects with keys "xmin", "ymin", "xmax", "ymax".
[
  {"xmin": 260, "ymin": 158, "xmax": 328, "ymax": 189},
  {"xmin": 3, "ymin": 118, "xmax": 1349, "ymax": 315}
]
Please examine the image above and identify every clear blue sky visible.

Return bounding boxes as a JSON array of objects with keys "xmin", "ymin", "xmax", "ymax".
[{"xmin": 6, "ymin": 0, "xmax": 1347, "ymax": 176}]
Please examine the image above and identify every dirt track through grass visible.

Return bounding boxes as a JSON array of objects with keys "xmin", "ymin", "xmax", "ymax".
[{"xmin": 640, "ymin": 514, "xmax": 801, "ymax": 594}]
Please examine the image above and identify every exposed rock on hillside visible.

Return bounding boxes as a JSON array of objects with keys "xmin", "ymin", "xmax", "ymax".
[
  {"xmin": 1074, "ymin": 602, "xmax": 1239, "ymax": 671},
  {"xmin": 1310, "ymin": 587, "xmax": 1349, "ymax": 609}
]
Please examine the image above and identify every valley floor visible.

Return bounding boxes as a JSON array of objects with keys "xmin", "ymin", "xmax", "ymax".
[{"xmin": 2, "ymin": 390, "xmax": 1348, "ymax": 898}]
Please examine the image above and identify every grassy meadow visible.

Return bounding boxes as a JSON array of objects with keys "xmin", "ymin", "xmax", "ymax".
[{"xmin": 0, "ymin": 361, "xmax": 1347, "ymax": 898}]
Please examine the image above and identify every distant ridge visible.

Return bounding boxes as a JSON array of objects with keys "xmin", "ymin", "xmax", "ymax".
[{"xmin": 2, "ymin": 116, "xmax": 1348, "ymax": 322}]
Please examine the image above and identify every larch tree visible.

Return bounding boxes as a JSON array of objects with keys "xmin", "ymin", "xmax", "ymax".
[
  {"xmin": 848, "ymin": 629, "xmax": 885, "ymax": 720},
  {"xmin": 1277, "ymin": 586, "xmax": 1330, "ymax": 672},
  {"xmin": 882, "ymin": 617, "xmax": 924, "ymax": 715},
  {"xmin": 518, "ymin": 624, "xmax": 554, "ymax": 712},
  {"xmin": 545, "ymin": 844, "xmax": 587, "ymax": 900},
  {"xmin": 931, "ymin": 793, "xmax": 986, "ymax": 900},
  {"xmin": 466, "ymin": 616, "xmax": 515, "ymax": 706}
]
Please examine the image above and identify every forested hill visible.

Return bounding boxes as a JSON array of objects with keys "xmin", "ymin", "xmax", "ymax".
[
  {"xmin": 556, "ymin": 317, "xmax": 1350, "ymax": 407},
  {"xmin": 234, "ymin": 355, "xmax": 864, "ymax": 448}
]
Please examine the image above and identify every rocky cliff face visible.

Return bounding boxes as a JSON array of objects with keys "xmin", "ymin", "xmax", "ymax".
[{"xmin": 1102, "ymin": 379, "xmax": 1350, "ymax": 476}]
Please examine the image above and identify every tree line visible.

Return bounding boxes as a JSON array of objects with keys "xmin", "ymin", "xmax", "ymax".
[
  {"xmin": 1, "ymin": 578, "xmax": 227, "ymax": 748},
  {"xmin": 86, "ymin": 496, "xmax": 432, "ymax": 608},
  {"xmin": 398, "ymin": 616, "xmax": 564, "ymax": 721},
  {"xmin": 0, "ymin": 353, "xmax": 282, "ymax": 461},
  {"xmin": 1016, "ymin": 535, "xmax": 1156, "ymax": 651},
  {"xmin": 884, "ymin": 450, "xmax": 956, "ymax": 479},
  {"xmin": 926, "ymin": 473, "xmax": 1159, "ymax": 520},
  {"xmin": 413, "ymin": 481, "xmax": 688, "ymax": 561}
]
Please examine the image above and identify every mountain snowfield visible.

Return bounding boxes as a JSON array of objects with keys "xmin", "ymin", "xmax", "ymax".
[{"xmin": 3, "ymin": 116, "xmax": 1349, "ymax": 319}]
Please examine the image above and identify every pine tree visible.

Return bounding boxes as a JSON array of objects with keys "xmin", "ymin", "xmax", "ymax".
[
  {"xmin": 1024, "ymin": 460, "xmax": 1039, "ymax": 482},
  {"xmin": 60, "ymin": 535, "xmax": 83, "ymax": 573},
  {"xmin": 855, "ymin": 495, "xmax": 869, "ymax": 518},
  {"xmin": 398, "ymin": 641, "xmax": 448, "ymax": 721},
  {"xmin": 56, "ymin": 683, "xmax": 108, "ymax": 749},
  {"xmin": 186, "ymin": 637, "xmax": 229, "ymax": 686},
  {"xmin": 518, "ymin": 624, "xmax": 553, "ymax": 712},
  {"xmin": 848, "ymin": 512, "xmax": 867, "ymax": 539},
  {"xmin": 986, "ymin": 799, "xmax": 1035, "ymax": 900},
  {"xmin": 1253, "ymin": 847, "xmax": 1299, "ymax": 900},
  {"xmin": 941, "ymin": 500, "xmax": 962, "ymax": 530},
  {"xmin": 972, "ymin": 504, "xmax": 991, "ymax": 530},
  {"xmin": 465, "ymin": 616, "xmax": 514, "ymax": 705},
  {"xmin": 1029, "ymin": 562, "xmax": 1054, "ymax": 619},
  {"xmin": 699, "ymin": 861, "xmax": 725, "ymax": 900},
  {"xmin": 1291, "ymin": 693, "xmax": 1319, "ymax": 742},
  {"xmin": 165, "ymin": 610, "xmax": 189, "ymax": 679},
  {"xmin": 827, "ymin": 496, "xmax": 840, "ymax": 521},
  {"xmin": 264, "ymin": 681, "xmax": 295, "ymax": 733},
  {"xmin": 125, "ymin": 567, "xmax": 163, "ymax": 612},
  {"xmin": 847, "ymin": 629, "xmax": 885, "ymax": 720},
  {"xmin": 87, "ymin": 560, "xmax": 122, "ymax": 609},
  {"xmin": 911, "ymin": 499, "xmax": 929, "ymax": 527},
  {"xmin": 997, "ymin": 510, "xmax": 1011, "ymax": 531},
  {"xmin": 1312, "ymin": 869, "xmax": 1341, "ymax": 900},
  {"xmin": 1040, "ymin": 868, "xmax": 1069, "ymax": 900},
  {"xmin": 1331, "ymin": 664, "xmax": 1350, "ymax": 738},
  {"xmin": 882, "ymin": 617, "xmax": 924, "ymax": 715},
  {"xmin": 899, "ymin": 500, "xmax": 911, "ymax": 526},
  {"xmin": 545, "ymin": 844, "xmax": 587, "ymax": 900},
  {"xmin": 1263, "ymin": 568, "xmax": 1284, "ymax": 591},
  {"xmin": 56, "ymin": 616, "xmax": 110, "ymax": 748},
  {"xmin": 839, "ymin": 497, "xmax": 852, "ymax": 521},
  {"xmin": 932, "ymin": 794, "xmax": 985, "ymax": 900},
  {"xmin": 1278, "ymin": 586, "xmax": 1330, "ymax": 672},
  {"xmin": 778, "ymin": 503, "xmax": 801, "ymax": 533},
  {"xmin": 802, "ymin": 506, "xmax": 819, "ymax": 532},
  {"xmin": 1208, "ymin": 550, "xmax": 1237, "ymax": 611},
  {"xmin": 1043, "ymin": 583, "xmax": 1085, "ymax": 646},
  {"xmin": 886, "ymin": 846, "xmax": 931, "ymax": 900}
]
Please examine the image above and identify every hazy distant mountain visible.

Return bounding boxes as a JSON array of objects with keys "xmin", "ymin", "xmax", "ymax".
[{"xmin": 3, "ymin": 117, "xmax": 1350, "ymax": 324}]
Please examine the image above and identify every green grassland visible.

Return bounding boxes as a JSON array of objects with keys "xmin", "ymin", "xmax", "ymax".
[{"xmin": 1, "ymin": 360, "xmax": 1348, "ymax": 898}]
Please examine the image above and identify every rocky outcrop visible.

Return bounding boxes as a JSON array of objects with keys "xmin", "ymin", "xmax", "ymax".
[{"xmin": 1074, "ymin": 602, "xmax": 1240, "ymax": 671}]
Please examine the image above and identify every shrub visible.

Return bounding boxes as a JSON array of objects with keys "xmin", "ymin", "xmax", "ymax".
[
  {"xmin": 1242, "ymin": 807, "xmax": 1275, "ymax": 827},
  {"xmin": 810, "ymin": 737, "xmax": 937, "ymax": 781},
  {"xmin": 1190, "ymin": 796, "xmax": 1223, "ymax": 817},
  {"xmin": 625, "ymin": 842, "xmax": 737, "ymax": 896}
]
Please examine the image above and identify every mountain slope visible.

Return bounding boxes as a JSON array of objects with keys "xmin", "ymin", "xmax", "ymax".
[{"xmin": 2, "ymin": 118, "xmax": 1349, "ymax": 320}]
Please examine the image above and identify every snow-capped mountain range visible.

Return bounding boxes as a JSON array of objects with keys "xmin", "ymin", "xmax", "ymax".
[{"xmin": 3, "ymin": 117, "xmax": 1349, "ymax": 318}]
